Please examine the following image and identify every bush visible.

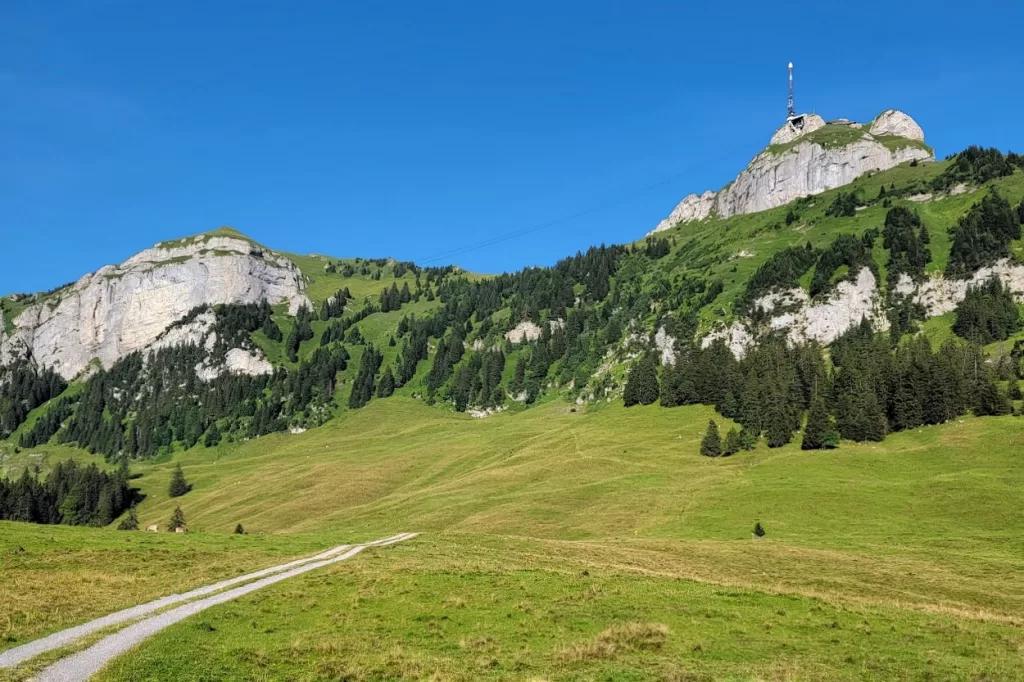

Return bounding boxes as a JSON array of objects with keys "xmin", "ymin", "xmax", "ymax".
[{"xmin": 117, "ymin": 505, "xmax": 139, "ymax": 531}]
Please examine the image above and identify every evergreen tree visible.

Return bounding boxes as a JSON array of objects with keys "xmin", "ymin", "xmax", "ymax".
[
  {"xmin": 376, "ymin": 366, "xmax": 396, "ymax": 399},
  {"xmin": 974, "ymin": 371, "xmax": 1012, "ymax": 416},
  {"xmin": 801, "ymin": 394, "xmax": 839, "ymax": 450},
  {"xmin": 234, "ymin": 523, "xmax": 245, "ymax": 535},
  {"xmin": 753, "ymin": 522, "xmax": 766, "ymax": 538},
  {"xmin": 739, "ymin": 426, "xmax": 758, "ymax": 451},
  {"xmin": 117, "ymin": 505, "xmax": 139, "ymax": 531},
  {"xmin": 700, "ymin": 419, "xmax": 722, "ymax": 457},
  {"xmin": 203, "ymin": 422, "xmax": 222, "ymax": 448},
  {"xmin": 723, "ymin": 428, "xmax": 741, "ymax": 456},
  {"xmin": 1009, "ymin": 376, "xmax": 1022, "ymax": 401},
  {"xmin": 953, "ymin": 278, "xmax": 1020, "ymax": 344},
  {"xmin": 946, "ymin": 191, "xmax": 1021, "ymax": 277},
  {"xmin": 168, "ymin": 506, "xmax": 186, "ymax": 532},
  {"xmin": 623, "ymin": 353, "xmax": 660, "ymax": 407},
  {"xmin": 168, "ymin": 463, "xmax": 191, "ymax": 498},
  {"xmin": 765, "ymin": 400, "xmax": 794, "ymax": 448}
]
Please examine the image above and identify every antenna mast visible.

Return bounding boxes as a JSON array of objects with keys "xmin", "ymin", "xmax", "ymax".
[{"xmin": 787, "ymin": 62, "xmax": 795, "ymax": 119}]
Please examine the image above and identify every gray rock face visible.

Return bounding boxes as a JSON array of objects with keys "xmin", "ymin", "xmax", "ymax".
[
  {"xmin": 714, "ymin": 137, "xmax": 930, "ymax": 220},
  {"xmin": 651, "ymin": 190, "xmax": 718, "ymax": 233},
  {"xmin": 869, "ymin": 109, "xmax": 925, "ymax": 141},
  {"xmin": 896, "ymin": 259, "xmax": 1024, "ymax": 317},
  {"xmin": 703, "ymin": 262, "xmax": 1024, "ymax": 359},
  {"xmin": 769, "ymin": 114, "xmax": 827, "ymax": 146},
  {"xmin": 1, "ymin": 236, "xmax": 310, "ymax": 379},
  {"xmin": 650, "ymin": 110, "xmax": 933, "ymax": 235},
  {"xmin": 703, "ymin": 268, "xmax": 888, "ymax": 358}
]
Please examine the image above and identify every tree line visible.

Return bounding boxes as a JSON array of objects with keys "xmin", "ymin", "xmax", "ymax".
[{"xmin": 0, "ymin": 459, "xmax": 135, "ymax": 526}]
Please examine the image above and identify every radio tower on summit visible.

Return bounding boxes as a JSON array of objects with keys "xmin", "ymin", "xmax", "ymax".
[{"xmin": 787, "ymin": 62, "xmax": 796, "ymax": 119}]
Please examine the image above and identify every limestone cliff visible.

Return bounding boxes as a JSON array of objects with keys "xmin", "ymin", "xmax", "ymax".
[
  {"xmin": 650, "ymin": 110, "xmax": 933, "ymax": 235},
  {"xmin": 701, "ymin": 261, "xmax": 1024, "ymax": 360},
  {"xmin": 1, "ymin": 234, "xmax": 310, "ymax": 379}
]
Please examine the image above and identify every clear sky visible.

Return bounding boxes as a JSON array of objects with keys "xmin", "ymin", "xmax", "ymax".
[{"xmin": 2, "ymin": 1, "xmax": 1022, "ymax": 294}]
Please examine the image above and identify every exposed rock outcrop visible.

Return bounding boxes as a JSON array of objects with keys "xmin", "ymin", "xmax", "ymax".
[
  {"xmin": 703, "ymin": 267, "xmax": 888, "ymax": 357},
  {"xmin": 196, "ymin": 348, "xmax": 274, "ymax": 382},
  {"xmin": 896, "ymin": 260, "xmax": 1024, "ymax": 317},
  {"xmin": 769, "ymin": 114, "xmax": 826, "ymax": 146},
  {"xmin": 649, "ymin": 110, "xmax": 933, "ymax": 235},
  {"xmin": 652, "ymin": 190, "xmax": 717, "ymax": 233},
  {"xmin": 713, "ymin": 137, "xmax": 930, "ymax": 220},
  {"xmin": 1, "ymin": 235, "xmax": 310, "ymax": 379},
  {"xmin": 654, "ymin": 326, "xmax": 677, "ymax": 365},
  {"xmin": 869, "ymin": 109, "xmax": 925, "ymax": 141},
  {"xmin": 505, "ymin": 321, "xmax": 543, "ymax": 344}
]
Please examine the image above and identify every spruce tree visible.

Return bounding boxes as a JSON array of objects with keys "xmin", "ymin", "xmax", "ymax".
[
  {"xmin": 204, "ymin": 422, "xmax": 222, "ymax": 448},
  {"xmin": 801, "ymin": 394, "xmax": 838, "ymax": 450},
  {"xmin": 723, "ymin": 428, "xmax": 741, "ymax": 456},
  {"xmin": 234, "ymin": 523, "xmax": 245, "ymax": 535},
  {"xmin": 623, "ymin": 353, "xmax": 660, "ymax": 407},
  {"xmin": 700, "ymin": 419, "xmax": 722, "ymax": 457},
  {"xmin": 765, "ymin": 401, "xmax": 794, "ymax": 448},
  {"xmin": 168, "ymin": 463, "xmax": 191, "ymax": 498},
  {"xmin": 1009, "ymin": 376, "xmax": 1022, "ymax": 401},
  {"xmin": 168, "ymin": 506, "xmax": 186, "ymax": 532},
  {"xmin": 376, "ymin": 367, "xmax": 396, "ymax": 399},
  {"xmin": 739, "ymin": 426, "xmax": 758, "ymax": 451}
]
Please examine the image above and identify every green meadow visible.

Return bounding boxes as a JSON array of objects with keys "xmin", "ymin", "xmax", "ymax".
[{"xmin": 3, "ymin": 397, "xmax": 1023, "ymax": 680}]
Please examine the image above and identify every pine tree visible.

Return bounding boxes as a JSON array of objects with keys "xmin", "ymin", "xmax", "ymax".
[
  {"xmin": 753, "ymin": 522, "xmax": 766, "ymax": 538},
  {"xmin": 623, "ymin": 353, "xmax": 660, "ymax": 407},
  {"xmin": 204, "ymin": 422, "xmax": 222, "ymax": 448},
  {"xmin": 723, "ymin": 428, "xmax": 741, "ymax": 456},
  {"xmin": 376, "ymin": 367, "xmax": 396, "ymax": 399},
  {"xmin": 739, "ymin": 426, "xmax": 758, "ymax": 451},
  {"xmin": 700, "ymin": 419, "xmax": 722, "ymax": 457},
  {"xmin": 285, "ymin": 327, "xmax": 300, "ymax": 362},
  {"xmin": 117, "ymin": 505, "xmax": 139, "ymax": 531},
  {"xmin": 168, "ymin": 506, "xmax": 186, "ymax": 532},
  {"xmin": 974, "ymin": 371, "xmax": 1012, "ymax": 416},
  {"xmin": 765, "ymin": 401, "xmax": 794, "ymax": 448},
  {"xmin": 801, "ymin": 394, "xmax": 838, "ymax": 450},
  {"xmin": 96, "ymin": 487, "xmax": 115, "ymax": 526},
  {"xmin": 1009, "ymin": 376, "xmax": 1022, "ymax": 401},
  {"xmin": 234, "ymin": 523, "xmax": 245, "ymax": 535},
  {"xmin": 168, "ymin": 463, "xmax": 191, "ymax": 498}
]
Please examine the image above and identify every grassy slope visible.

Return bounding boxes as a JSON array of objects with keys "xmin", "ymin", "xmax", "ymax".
[{"xmin": 2, "ymin": 397, "xmax": 1020, "ymax": 679}]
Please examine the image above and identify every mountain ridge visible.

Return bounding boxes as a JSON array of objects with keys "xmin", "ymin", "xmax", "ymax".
[{"xmin": 649, "ymin": 109, "xmax": 933, "ymax": 234}]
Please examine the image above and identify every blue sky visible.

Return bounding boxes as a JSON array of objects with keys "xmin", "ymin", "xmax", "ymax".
[{"xmin": 2, "ymin": 1, "xmax": 1022, "ymax": 294}]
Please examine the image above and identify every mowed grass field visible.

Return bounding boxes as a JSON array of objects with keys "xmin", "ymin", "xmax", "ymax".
[{"xmin": 2, "ymin": 398, "xmax": 1023, "ymax": 679}]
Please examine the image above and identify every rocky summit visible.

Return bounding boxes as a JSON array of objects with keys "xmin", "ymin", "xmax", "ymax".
[
  {"xmin": 0, "ymin": 230, "xmax": 309, "ymax": 379},
  {"xmin": 650, "ymin": 110, "xmax": 933, "ymax": 234}
]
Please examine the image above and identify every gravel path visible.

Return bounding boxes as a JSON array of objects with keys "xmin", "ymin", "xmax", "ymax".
[
  {"xmin": 0, "ymin": 536, "xmax": 388, "ymax": 669},
  {"xmin": 1, "ymin": 533, "xmax": 415, "ymax": 680}
]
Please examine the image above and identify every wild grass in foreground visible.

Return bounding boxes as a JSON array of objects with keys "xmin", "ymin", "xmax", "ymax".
[
  {"xmin": 93, "ymin": 536, "xmax": 1024, "ymax": 682},
  {"xmin": 0, "ymin": 523, "xmax": 339, "ymax": 650}
]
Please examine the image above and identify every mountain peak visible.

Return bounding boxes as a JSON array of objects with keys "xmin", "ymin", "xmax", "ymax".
[{"xmin": 649, "ymin": 109, "xmax": 933, "ymax": 235}]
